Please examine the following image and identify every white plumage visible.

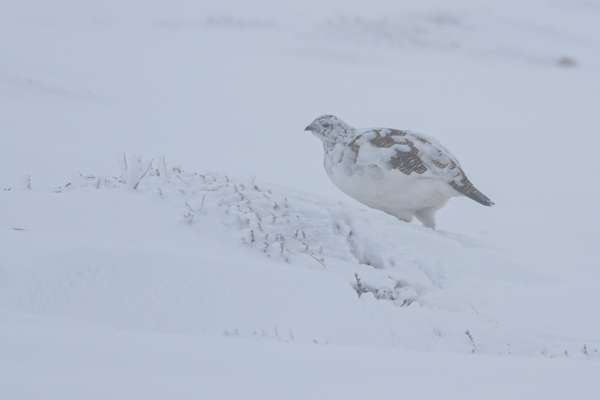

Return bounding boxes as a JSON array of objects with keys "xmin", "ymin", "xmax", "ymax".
[{"xmin": 305, "ymin": 115, "xmax": 493, "ymax": 228}]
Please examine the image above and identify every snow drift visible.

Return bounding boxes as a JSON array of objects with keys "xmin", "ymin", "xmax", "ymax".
[{"xmin": 2, "ymin": 157, "xmax": 597, "ymax": 358}]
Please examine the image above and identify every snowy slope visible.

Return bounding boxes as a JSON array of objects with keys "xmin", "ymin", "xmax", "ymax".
[
  {"xmin": 1, "ymin": 161, "xmax": 599, "ymax": 372},
  {"xmin": 3, "ymin": 312, "xmax": 600, "ymax": 400},
  {"xmin": 1, "ymin": 162, "xmax": 599, "ymax": 398},
  {"xmin": 2, "ymin": 0, "xmax": 600, "ymax": 398}
]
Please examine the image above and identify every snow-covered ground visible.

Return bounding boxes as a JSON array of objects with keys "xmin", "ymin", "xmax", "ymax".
[{"xmin": 1, "ymin": 0, "xmax": 600, "ymax": 398}]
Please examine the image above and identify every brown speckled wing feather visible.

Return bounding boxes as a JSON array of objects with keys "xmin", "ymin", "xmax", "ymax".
[
  {"xmin": 355, "ymin": 129, "xmax": 429, "ymax": 175},
  {"xmin": 353, "ymin": 128, "xmax": 494, "ymax": 206}
]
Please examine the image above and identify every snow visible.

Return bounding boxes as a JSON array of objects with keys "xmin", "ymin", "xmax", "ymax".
[
  {"xmin": 3, "ymin": 311, "xmax": 600, "ymax": 400},
  {"xmin": 2, "ymin": 0, "xmax": 600, "ymax": 398}
]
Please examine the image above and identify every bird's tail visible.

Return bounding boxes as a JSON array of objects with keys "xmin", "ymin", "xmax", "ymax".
[{"xmin": 450, "ymin": 179, "xmax": 495, "ymax": 207}]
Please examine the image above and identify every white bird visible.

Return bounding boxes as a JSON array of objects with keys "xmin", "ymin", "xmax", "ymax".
[{"xmin": 305, "ymin": 114, "xmax": 493, "ymax": 229}]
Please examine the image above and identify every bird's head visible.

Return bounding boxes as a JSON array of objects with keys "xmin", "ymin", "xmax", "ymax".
[{"xmin": 304, "ymin": 114, "xmax": 353, "ymax": 144}]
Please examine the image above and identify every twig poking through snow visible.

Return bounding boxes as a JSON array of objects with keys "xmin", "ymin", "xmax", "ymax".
[
  {"xmin": 198, "ymin": 194, "xmax": 207, "ymax": 214},
  {"xmin": 582, "ymin": 344, "xmax": 589, "ymax": 356},
  {"xmin": 120, "ymin": 153, "xmax": 129, "ymax": 181},
  {"xmin": 306, "ymin": 253, "xmax": 327, "ymax": 269},
  {"xmin": 132, "ymin": 159, "xmax": 154, "ymax": 190},
  {"xmin": 183, "ymin": 202, "xmax": 195, "ymax": 225},
  {"xmin": 465, "ymin": 330, "xmax": 478, "ymax": 353},
  {"xmin": 160, "ymin": 156, "xmax": 170, "ymax": 180},
  {"xmin": 19, "ymin": 175, "xmax": 33, "ymax": 190},
  {"xmin": 353, "ymin": 273, "xmax": 365, "ymax": 298}
]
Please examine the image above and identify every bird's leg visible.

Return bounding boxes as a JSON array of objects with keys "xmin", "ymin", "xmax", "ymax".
[{"xmin": 414, "ymin": 208, "xmax": 437, "ymax": 229}]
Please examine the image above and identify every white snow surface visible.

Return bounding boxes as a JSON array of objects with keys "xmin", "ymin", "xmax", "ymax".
[{"xmin": 2, "ymin": 0, "xmax": 600, "ymax": 398}]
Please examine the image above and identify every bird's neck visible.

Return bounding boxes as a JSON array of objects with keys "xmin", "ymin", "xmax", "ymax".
[{"xmin": 322, "ymin": 126, "xmax": 355, "ymax": 152}]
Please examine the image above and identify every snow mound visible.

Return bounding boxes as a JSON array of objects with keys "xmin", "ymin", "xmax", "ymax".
[{"xmin": 1, "ymin": 157, "xmax": 598, "ymax": 358}]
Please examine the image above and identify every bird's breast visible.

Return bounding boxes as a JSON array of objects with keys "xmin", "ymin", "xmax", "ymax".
[{"xmin": 325, "ymin": 153, "xmax": 454, "ymax": 213}]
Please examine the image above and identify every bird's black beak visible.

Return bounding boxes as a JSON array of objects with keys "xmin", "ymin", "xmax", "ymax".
[{"xmin": 304, "ymin": 124, "xmax": 314, "ymax": 132}]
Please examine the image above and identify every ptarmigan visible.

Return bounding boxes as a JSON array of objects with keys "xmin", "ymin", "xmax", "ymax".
[{"xmin": 305, "ymin": 114, "xmax": 493, "ymax": 229}]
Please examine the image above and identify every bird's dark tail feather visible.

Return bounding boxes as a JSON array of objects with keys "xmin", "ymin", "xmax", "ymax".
[{"xmin": 450, "ymin": 180, "xmax": 494, "ymax": 207}]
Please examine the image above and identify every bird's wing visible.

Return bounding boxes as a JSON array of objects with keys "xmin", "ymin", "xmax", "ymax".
[{"xmin": 350, "ymin": 129, "xmax": 494, "ymax": 206}]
